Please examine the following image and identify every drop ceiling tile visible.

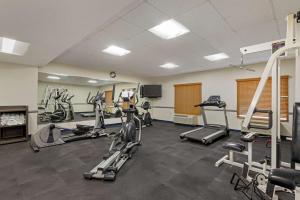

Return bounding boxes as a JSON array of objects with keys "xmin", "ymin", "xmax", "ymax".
[
  {"xmin": 148, "ymin": 0, "xmax": 207, "ymax": 17},
  {"xmin": 145, "ymin": 33, "xmax": 217, "ymax": 59},
  {"xmin": 242, "ymin": 50, "xmax": 271, "ymax": 65},
  {"xmin": 178, "ymin": 2, "xmax": 242, "ymax": 52},
  {"xmin": 277, "ymin": 20, "xmax": 287, "ymax": 39},
  {"xmin": 210, "ymin": 0, "xmax": 273, "ymax": 30},
  {"xmin": 237, "ymin": 20, "xmax": 280, "ymax": 45},
  {"xmin": 68, "ymin": 19, "xmax": 144, "ymax": 54},
  {"xmin": 97, "ymin": 19, "xmax": 144, "ymax": 44},
  {"xmin": 122, "ymin": 3, "xmax": 169, "ymax": 29},
  {"xmin": 120, "ymin": 31, "xmax": 163, "ymax": 50},
  {"xmin": 272, "ymin": 0, "xmax": 300, "ymax": 20}
]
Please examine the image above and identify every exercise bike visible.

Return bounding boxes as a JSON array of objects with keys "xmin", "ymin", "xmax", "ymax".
[
  {"xmin": 83, "ymin": 87, "xmax": 142, "ymax": 181},
  {"xmin": 31, "ymin": 92, "xmax": 110, "ymax": 152},
  {"xmin": 135, "ymin": 101, "xmax": 152, "ymax": 129}
]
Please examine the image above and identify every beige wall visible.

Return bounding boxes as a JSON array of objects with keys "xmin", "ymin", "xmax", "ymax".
[
  {"xmin": 149, "ymin": 59, "xmax": 295, "ymax": 136},
  {"xmin": 0, "ymin": 62, "xmax": 38, "ymax": 134}
]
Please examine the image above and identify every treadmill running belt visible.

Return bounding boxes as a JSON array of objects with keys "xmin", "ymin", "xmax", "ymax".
[{"xmin": 185, "ymin": 126, "xmax": 226, "ymax": 144}]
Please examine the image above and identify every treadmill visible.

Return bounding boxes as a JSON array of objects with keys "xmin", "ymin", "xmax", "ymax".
[{"xmin": 179, "ymin": 95, "xmax": 229, "ymax": 144}]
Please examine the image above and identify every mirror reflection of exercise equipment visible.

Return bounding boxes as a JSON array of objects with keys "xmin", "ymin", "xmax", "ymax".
[
  {"xmin": 38, "ymin": 88, "xmax": 73, "ymax": 123},
  {"xmin": 31, "ymin": 92, "xmax": 111, "ymax": 152}
]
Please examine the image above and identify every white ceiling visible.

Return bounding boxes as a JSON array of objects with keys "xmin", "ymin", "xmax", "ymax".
[
  {"xmin": 0, "ymin": 0, "xmax": 142, "ymax": 66},
  {"xmin": 0, "ymin": 0, "xmax": 299, "ymax": 77}
]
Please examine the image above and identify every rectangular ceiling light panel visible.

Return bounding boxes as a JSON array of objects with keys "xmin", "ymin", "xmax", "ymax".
[
  {"xmin": 160, "ymin": 63, "xmax": 179, "ymax": 69},
  {"xmin": 47, "ymin": 76, "xmax": 61, "ymax": 80},
  {"xmin": 0, "ymin": 37, "xmax": 30, "ymax": 56},
  {"xmin": 88, "ymin": 80, "xmax": 98, "ymax": 84},
  {"xmin": 204, "ymin": 53, "xmax": 229, "ymax": 61},
  {"xmin": 102, "ymin": 45, "xmax": 130, "ymax": 56},
  {"xmin": 149, "ymin": 19, "xmax": 190, "ymax": 39}
]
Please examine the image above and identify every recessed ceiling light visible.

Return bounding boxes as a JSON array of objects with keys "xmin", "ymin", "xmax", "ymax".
[
  {"xmin": 204, "ymin": 53, "xmax": 229, "ymax": 61},
  {"xmin": 52, "ymin": 73, "xmax": 68, "ymax": 77},
  {"xmin": 88, "ymin": 80, "xmax": 98, "ymax": 84},
  {"xmin": 160, "ymin": 63, "xmax": 179, "ymax": 69},
  {"xmin": 0, "ymin": 37, "xmax": 30, "ymax": 56},
  {"xmin": 47, "ymin": 75, "xmax": 60, "ymax": 80},
  {"xmin": 149, "ymin": 19, "xmax": 190, "ymax": 39},
  {"xmin": 2, "ymin": 38, "xmax": 15, "ymax": 54},
  {"xmin": 102, "ymin": 45, "xmax": 130, "ymax": 56}
]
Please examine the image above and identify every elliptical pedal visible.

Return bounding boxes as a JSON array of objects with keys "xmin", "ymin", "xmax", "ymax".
[
  {"xmin": 103, "ymin": 171, "xmax": 116, "ymax": 181},
  {"xmin": 83, "ymin": 172, "xmax": 93, "ymax": 180}
]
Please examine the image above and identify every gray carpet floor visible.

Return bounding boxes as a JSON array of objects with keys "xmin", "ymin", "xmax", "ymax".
[{"xmin": 0, "ymin": 121, "xmax": 292, "ymax": 200}]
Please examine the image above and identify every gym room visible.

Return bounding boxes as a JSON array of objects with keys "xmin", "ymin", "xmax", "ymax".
[{"xmin": 0, "ymin": 1, "xmax": 299, "ymax": 200}]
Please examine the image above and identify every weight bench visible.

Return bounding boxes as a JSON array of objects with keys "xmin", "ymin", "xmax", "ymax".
[{"xmin": 215, "ymin": 132, "xmax": 269, "ymax": 174}]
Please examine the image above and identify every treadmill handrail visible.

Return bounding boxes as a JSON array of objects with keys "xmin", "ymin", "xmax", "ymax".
[{"xmin": 194, "ymin": 101, "xmax": 226, "ymax": 108}]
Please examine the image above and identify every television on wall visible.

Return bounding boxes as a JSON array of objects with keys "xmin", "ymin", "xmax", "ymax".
[{"xmin": 140, "ymin": 85, "xmax": 162, "ymax": 98}]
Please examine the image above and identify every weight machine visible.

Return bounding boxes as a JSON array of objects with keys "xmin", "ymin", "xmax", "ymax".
[{"xmin": 216, "ymin": 11, "xmax": 300, "ymax": 199}]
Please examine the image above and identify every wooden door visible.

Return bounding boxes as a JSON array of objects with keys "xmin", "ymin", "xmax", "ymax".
[{"xmin": 105, "ymin": 90, "xmax": 113, "ymax": 112}]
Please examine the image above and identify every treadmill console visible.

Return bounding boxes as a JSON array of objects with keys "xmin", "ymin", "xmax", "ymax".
[
  {"xmin": 200, "ymin": 95, "xmax": 226, "ymax": 108},
  {"xmin": 207, "ymin": 95, "xmax": 221, "ymax": 103}
]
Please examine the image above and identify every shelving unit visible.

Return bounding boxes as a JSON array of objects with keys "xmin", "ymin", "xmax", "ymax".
[{"xmin": 0, "ymin": 106, "xmax": 28, "ymax": 145}]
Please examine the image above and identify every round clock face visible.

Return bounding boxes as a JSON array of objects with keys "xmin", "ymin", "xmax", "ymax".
[{"xmin": 110, "ymin": 71, "xmax": 116, "ymax": 78}]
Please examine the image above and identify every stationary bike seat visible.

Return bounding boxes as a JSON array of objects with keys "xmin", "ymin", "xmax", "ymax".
[{"xmin": 222, "ymin": 142, "xmax": 246, "ymax": 152}]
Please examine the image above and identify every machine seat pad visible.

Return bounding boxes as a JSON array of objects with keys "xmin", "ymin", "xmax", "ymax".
[
  {"xmin": 269, "ymin": 168, "xmax": 300, "ymax": 190},
  {"xmin": 240, "ymin": 133, "xmax": 256, "ymax": 143},
  {"xmin": 222, "ymin": 142, "xmax": 246, "ymax": 152}
]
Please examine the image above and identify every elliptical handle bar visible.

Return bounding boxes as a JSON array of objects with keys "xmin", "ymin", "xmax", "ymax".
[
  {"xmin": 86, "ymin": 91, "xmax": 98, "ymax": 104},
  {"xmin": 67, "ymin": 95, "xmax": 74, "ymax": 101}
]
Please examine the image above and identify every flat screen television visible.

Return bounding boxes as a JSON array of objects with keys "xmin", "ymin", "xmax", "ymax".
[{"xmin": 140, "ymin": 85, "xmax": 162, "ymax": 98}]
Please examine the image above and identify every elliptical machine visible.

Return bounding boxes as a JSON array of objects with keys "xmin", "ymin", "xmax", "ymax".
[
  {"xmin": 80, "ymin": 91, "xmax": 99, "ymax": 118},
  {"xmin": 61, "ymin": 93, "xmax": 75, "ymax": 121},
  {"xmin": 74, "ymin": 92, "xmax": 107, "ymax": 137},
  {"xmin": 83, "ymin": 86, "xmax": 142, "ymax": 181},
  {"xmin": 30, "ymin": 92, "xmax": 110, "ymax": 152},
  {"xmin": 135, "ymin": 101, "xmax": 152, "ymax": 129}
]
